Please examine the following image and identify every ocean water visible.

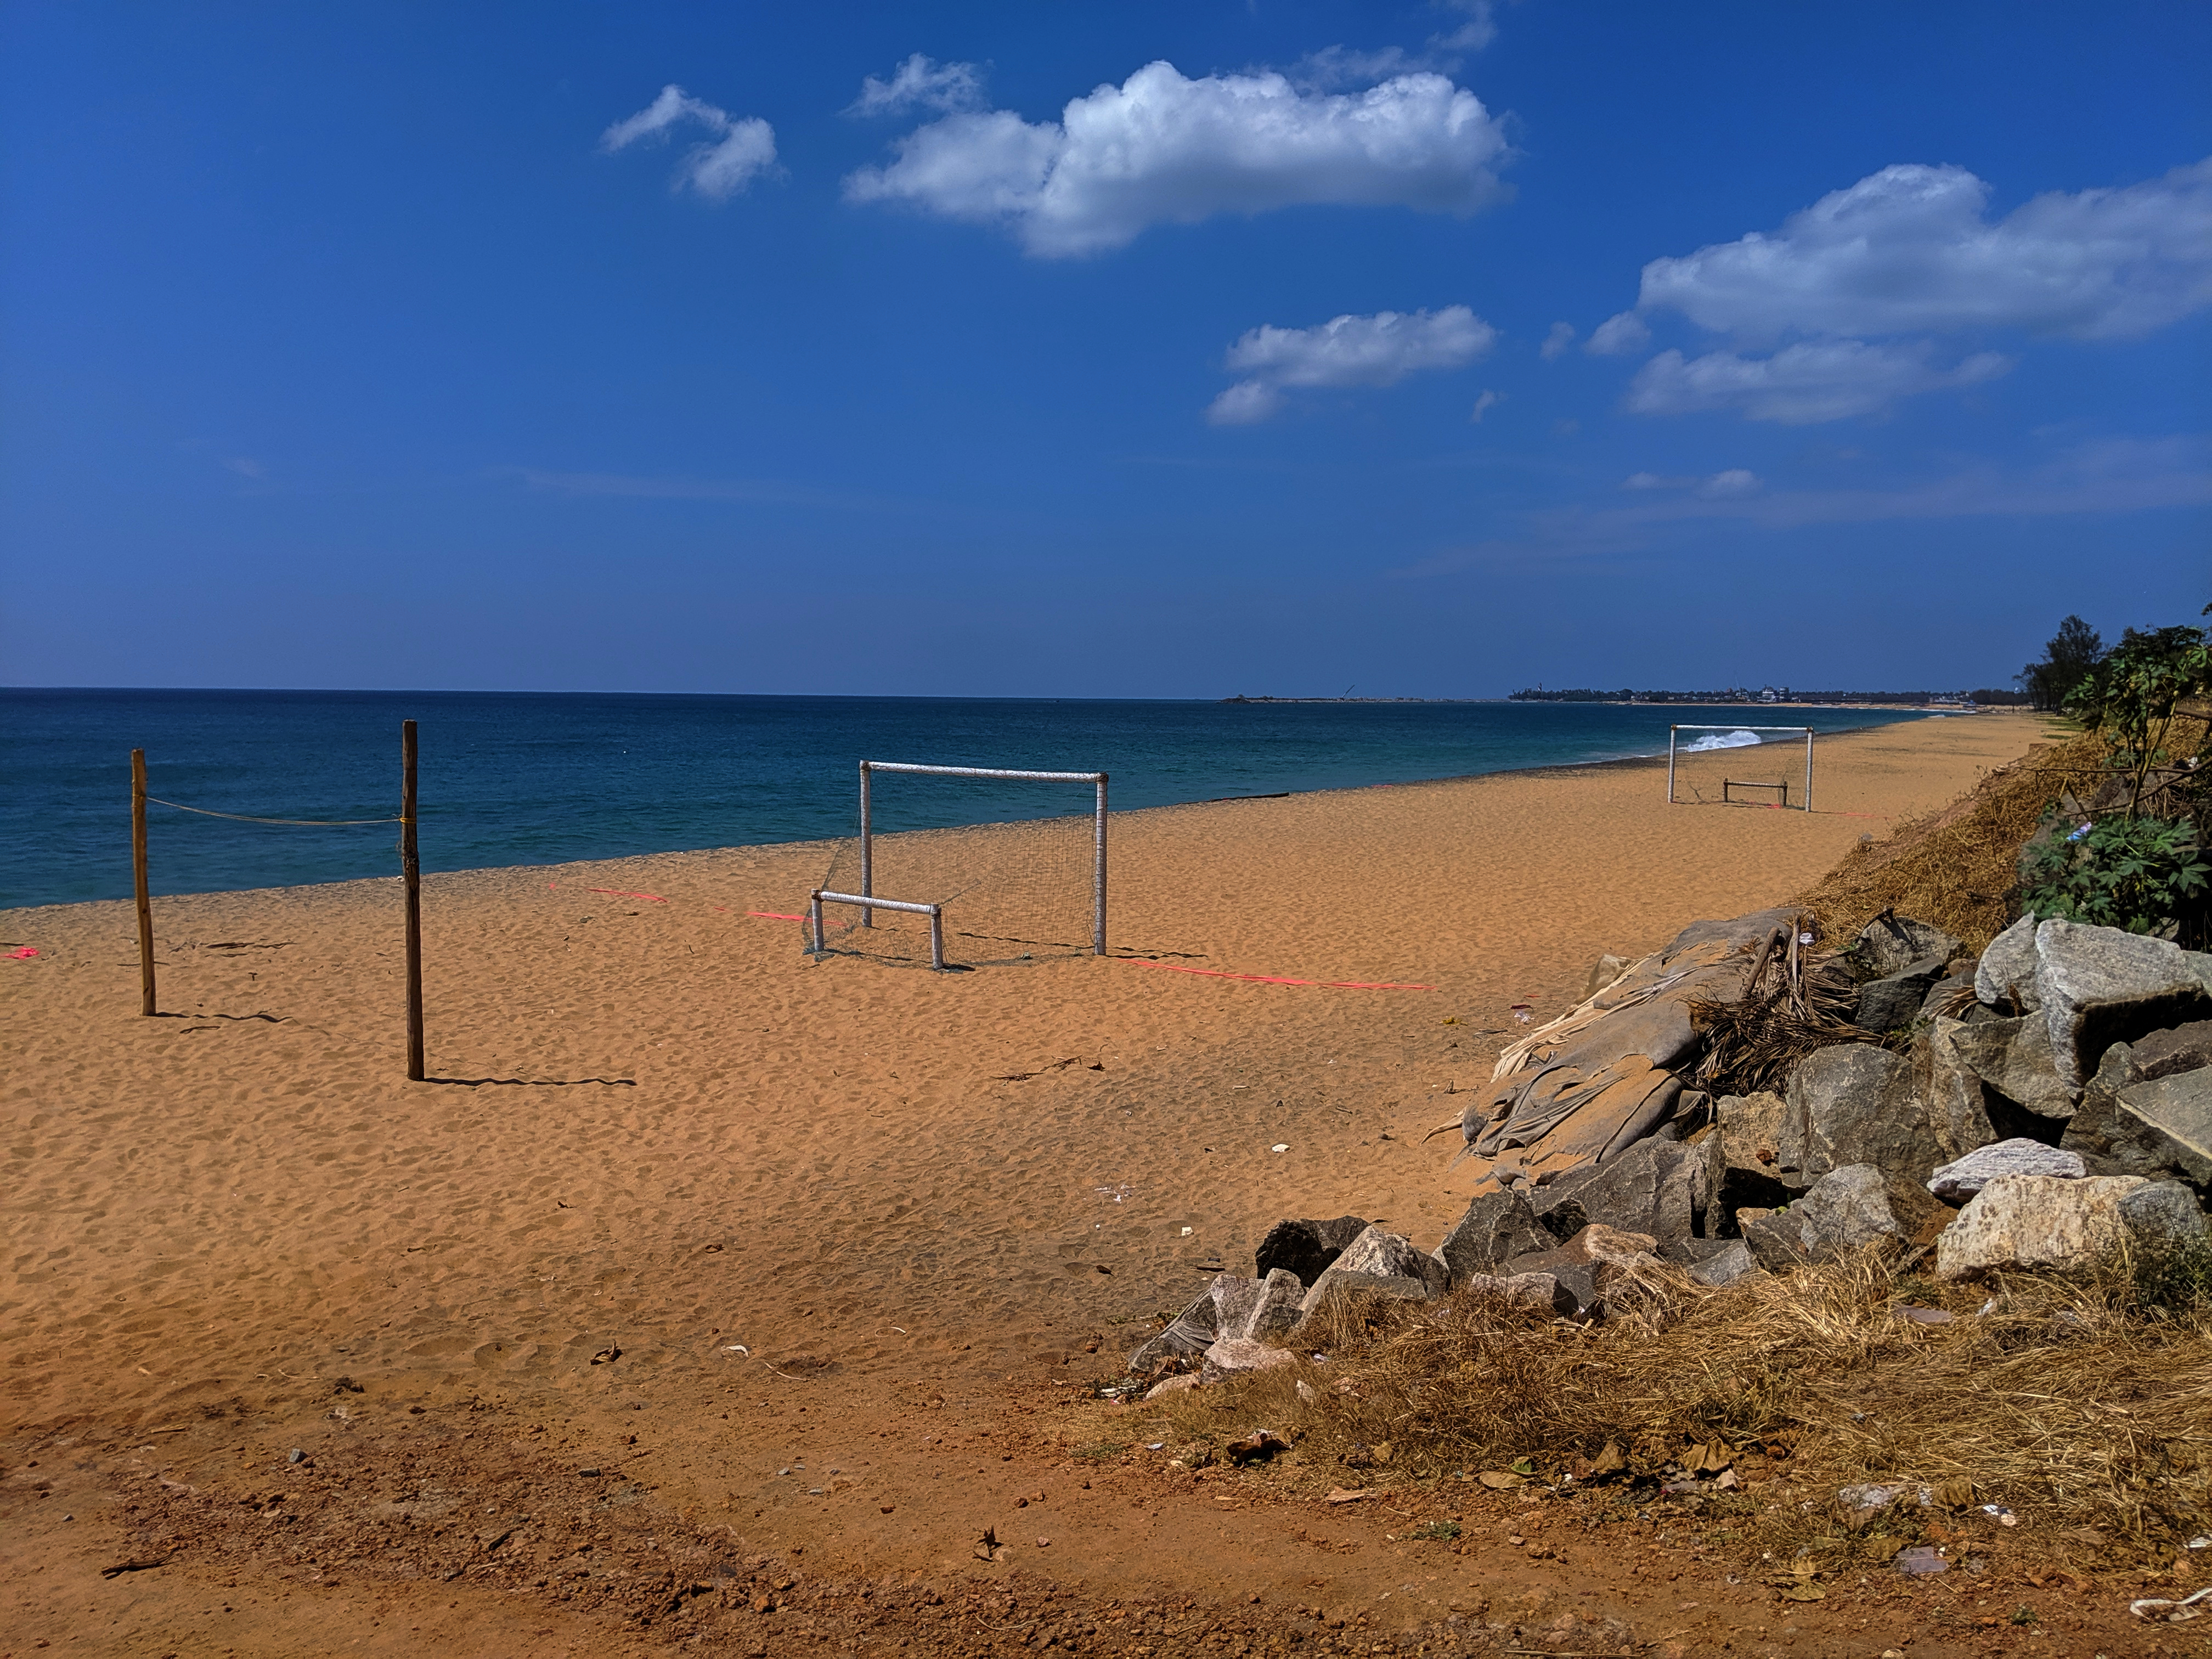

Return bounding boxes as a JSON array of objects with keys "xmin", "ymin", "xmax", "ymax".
[{"xmin": 1, "ymin": 690, "xmax": 1929, "ymax": 909}]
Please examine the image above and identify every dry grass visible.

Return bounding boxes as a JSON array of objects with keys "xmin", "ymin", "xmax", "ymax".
[
  {"xmin": 1157, "ymin": 1252, "xmax": 2212, "ymax": 1565},
  {"xmin": 1795, "ymin": 724, "xmax": 2109, "ymax": 952}
]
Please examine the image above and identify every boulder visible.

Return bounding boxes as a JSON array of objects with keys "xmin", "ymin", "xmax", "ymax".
[
  {"xmin": 1938, "ymin": 1013, "xmax": 2075, "ymax": 1118},
  {"xmin": 1700, "ymin": 1091, "xmax": 1806, "ymax": 1232},
  {"xmin": 1780, "ymin": 1044, "xmax": 1945, "ymax": 1189},
  {"xmin": 2059, "ymin": 1042, "xmax": 2156, "ymax": 1173},
  {"xmin": 1742, "ymin": 1164, "xmax": 1921, "ymax": 1271},
  {"xmin": 1334, "ymin": 1225, "xmax": 1450, "ymax": 1297},
  {"xmin": 1201, "ymin": 1338, "xmax": 1297, "ymax": 1381},
  {"xmin": 1529, "ymin": 1136, "xmax": 1701, "ymax": 1248},
  {"xmin": 1242, "ymin": 1268, "xmax": 1309, "ymax": 1341},
  {"xmin": 2135, "ymin": 1019, "xmax": 2212, "ymax": 1082},
  {"xmin": 1927, "ymin": 1138, "xmax": 2087, "ymax": 1202},
  {"xmin": 1286, "ymin": 1268, "xmax": 1432, "ymax": 1343},
  {"xmin": 1849, "ymin": 913, "xmax": 1964, "ymax": 981},
  {"xmin": 2109, "ymin": 1068, "xmax": 2212, "ymax": 1188},
  {"xmin": 2034, "ymin": 919, "xmax": 2212, "ymax": 1090},
  {"xmin": 1687, "ymin": 1240, "xmax": 1759, "ymax": 1288},
  {"xmin": 1432, "ymin": 1189, "xmax": 1553, "ymax": 1286},
  {"xmin": 1921, "ymin": 1018, "xmax": 2003, "ymax": 1162},
  {"xmin": 1856, "ymin": 955, "xmax": 1951, "ymax": 1034},
  {"xmin": 1460, "ymin": 1270, "xmax": 1583, "ymax": 1317},
  {"xmin": 1975, "ymin": 915, "xmax": 2042, "ymax": 1012},
  {"xmin": 1254, "ymin": 1215, "xmax": 1373, "ymax": 1286},
  {"xmin": 1935, "ymin": 1173, "xmax": 2149, "ymax": 1279},
  {"xmin": 1916, "ymin": 970, "xmax": 1977, "ymax": 1023},
  {"xmin": 2119, "ymin": 1180, "xmax": 2210, "ymax": 1250}
]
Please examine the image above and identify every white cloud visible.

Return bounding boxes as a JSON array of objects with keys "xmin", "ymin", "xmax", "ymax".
[
  {"xmin": 847, "ymin": 54, "xmax": 985, "ymax": 118},
  {"xmin": 1293, "ymin": 2, "xmax": 1499, "ymax": 89},
  {"xmin": 844, "ymin": 61, "xmax": 1511, "ymax": 257},
  {"xmin": 1469, "ymin": 388, "xmax": 1504, "ymax": 422},
  {"xmin": 1620, "ymin": 467, "xmax": 1761, "ymax": 497},
  {"xmin": 1431, "ymin": 0, "xmax": 1500, "ymax": 55},
  {"xmin": 1207, "ymin": 306, "xmax": 1496, "ymax": 424},
  {"xmin": 600, "ymin": 85, "xmax": 778, "ymax": 200},
  {"xmin": 1635, "ymin": 157, "xmax": 2212, "ymax": 343},
  {"xmin": 1625, "ymin": 340, "xmax": 2011, "ymax": 424},
  {"xmin": 1585, "ymin": 310, "xmax": 1649, "ymax": 355},
  {"xmin": 1539, "ymin": 321, "xmax": 1576, "ymax": 360}
]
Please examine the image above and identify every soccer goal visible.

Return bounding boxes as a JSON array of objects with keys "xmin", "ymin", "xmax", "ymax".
[
  {"xmin": 810, "ymin": 761, "xmax": 1108, "ymax": 967},
  {"xmin": 1666, "ymin": 725, "xmax": 1815, "ymax": 810}
]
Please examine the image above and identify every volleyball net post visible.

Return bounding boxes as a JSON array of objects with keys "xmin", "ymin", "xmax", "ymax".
[
  {"xmin": 1666, "ymin": 725, "xmax": 1815, "ymax": 811},
  {"xmin": 856, "ymin": 760, "xmax": 1109, "ymax": 955}
]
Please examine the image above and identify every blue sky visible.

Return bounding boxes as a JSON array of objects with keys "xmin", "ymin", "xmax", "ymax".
[{"xmin": 4, "ymin": 1, "xmax": 2207, "ymax": 697}]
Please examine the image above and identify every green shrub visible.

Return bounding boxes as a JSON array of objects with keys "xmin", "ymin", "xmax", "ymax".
[{"xmin": 2022, "ymin": 813, "xmax": 2207, "ymax": 936}]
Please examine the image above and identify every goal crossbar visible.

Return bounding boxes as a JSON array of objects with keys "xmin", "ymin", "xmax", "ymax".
[
  {"xmin": 811, "ymin": 890, "xmax": 944, "ymax": 970},
  {"xmin": 857, "ymin": 760, "xmax": 1109, "ymax": 955},
  {"xmin": 1666, "ymin": 725, "xmax": 1815, "ymax": 812}
]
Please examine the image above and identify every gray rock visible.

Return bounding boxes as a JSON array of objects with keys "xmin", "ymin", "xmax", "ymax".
[
  {"xmin": 1927, "ymin": 1138, "xmax": 2086, "ymax": 1201},
  {"xmin": 1922, "ymin": 1018, "xmax": 2002, "ymax": 1163},
  {"xmin": 1849, "ymin": 913, "xmax": 1963, "ymax": 981},
  {"xmin": 1200, "ymin": 1338, "xmax": 1296, "ymax": 1380},
  {"xmin": 1940, "ymin": 1013, "xmax": 2075, "ymax": 1118},
  {"xmin": 1701, "ymin": 1091, "xmax": 1806, "ymax": 1233},
  {"xmin": 1743, "ymin": 1164, "xmax": 1918, "ymax": 1270},
  {"xmin": 2111, "ymin": 1068, "xmax": 2212, "ymax": 1188},
  {"xmin": 1934, "ymin": 1173, "xmax": 2149, "ymax": 1279},
  {"xmin": 1460, "ymin": 1270, "xmax": 1582, "ymax": 1317},
  {"xmin": 1857, "ymin": 954, "xmax": 1951, "ymax": 1034},
  {"xmin": 2119, "ymin": 1180, "xmax": 2209, "ymax": 1249},
  {"xmin": 1432, "ymin": 1189, "xmax": 1553, "ymax": 1286},
  {"xmin": 1780, "ymin": 1043, "xmax": 1945, "ymax": 1189},
  {"xmin": 1208, "ymin": 1274, "xmax": 1268, "ymax": 1341},
  {"xmin": 1498, "ymin": 1250, "xmax": 1604, "ymax": 1319},
  {"xmin": 1917, "ymin": 970, "xmax": 1977, "ymax": 1022},
  {"xmin": 1976, "ymin": 915, "xmax": 2043, "ymax": 1012},
  {"xmin": 1335, "ymin": 1224, "xmax": 1449, "ymax": 1297},
  {"xmin": 1127, "ymin": 1285, "xmax": 1220, "ymax": 1371},
  {"xmin": 2135, "ymin": 1020, "xmax": 2212, "ymax": 1081},
  {"xmin": 2035, "ymin": 919, "xmax": 2212, "ymax": 1090},
  {"xmin": 1687, "ymin": 1239, "xmax": 1759, "ymax": 1288},
  {"xmin": 1286, "ymin": 1268, "xmax": 1433, "ymax": 1342},
  {"xmin": 1254, "ymin": 1215, "xmax": 1373, "ymax": 1286},
  {"xmin": 1532, "ymin": 1136, "xmax": 1701, "ymax": 1246},
  {"xmin": 1242, "ymin": 1268, "xmax": 1308, "ymax": 1341}
]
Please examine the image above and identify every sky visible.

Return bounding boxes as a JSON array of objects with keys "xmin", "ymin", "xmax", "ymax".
[{"xmin": 3, "ymin": 1, "xmax": 2208, "ymax": 698}]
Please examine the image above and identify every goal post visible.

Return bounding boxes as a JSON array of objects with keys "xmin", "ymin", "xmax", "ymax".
[
  {"xmin": 856, "ymin": 760, "xmax": 1108, "ymax": 956},
  {"xmin": 1666, "ymin": 725, "xmax": 1814, "ymax": 811}
]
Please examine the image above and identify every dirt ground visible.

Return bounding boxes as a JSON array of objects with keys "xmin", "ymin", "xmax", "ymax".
[{"xmin": 7, "ymin": 712, "xmax": 2180, "ymax": 1655}]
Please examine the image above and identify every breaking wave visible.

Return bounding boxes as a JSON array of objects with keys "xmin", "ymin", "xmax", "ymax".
[{"xmin": 1680, "ymin": 729, "xmax": 1763, "ymax": 752}]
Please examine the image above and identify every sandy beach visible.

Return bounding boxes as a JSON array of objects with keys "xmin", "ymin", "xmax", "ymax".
[{"xmin": 2, "ymin": 711, "xmax": 2081, "ymax": 1655}]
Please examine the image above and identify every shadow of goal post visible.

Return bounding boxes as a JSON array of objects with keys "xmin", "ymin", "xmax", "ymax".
[
  {"xmin": 856, "ymin": 760, "xmax": 1109, "ymax": 955},
  {"xmin": 1666, "ymin": 725, "xmax": 1815, "ymax": 811}
]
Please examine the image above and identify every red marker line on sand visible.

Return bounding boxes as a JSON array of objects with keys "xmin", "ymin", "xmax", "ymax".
[
  {"xmin": 8, "ymin": 947, "xmax": 37, "ymax": 960},
  {"xmin": 1120, "ymin": 959, "xmax": 1431, "ymax": 991},
  {"xmin": 749, "ymin": 911, "xmax": 806, "ymax": 922}
]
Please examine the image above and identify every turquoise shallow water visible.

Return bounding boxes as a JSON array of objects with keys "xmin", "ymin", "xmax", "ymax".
[{"xmin": 1, "ymin": 690, "xmax": 1928, "ymax": 909}]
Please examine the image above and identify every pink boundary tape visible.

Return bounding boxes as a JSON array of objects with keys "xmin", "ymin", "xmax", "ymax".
[{"xmin": 1120, "ymin": 958, "xmax": 1432, "ymax": 991}]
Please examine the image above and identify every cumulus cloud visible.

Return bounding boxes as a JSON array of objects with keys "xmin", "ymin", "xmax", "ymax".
[
  {"xmin": 844, "ymin": 61, "xmax": 1511, "ymax": 257},
  {"xmin": 1539, "ymin": 321, "xmax": 1576, "ymax": 360},
  {"xmin": 1634, "ymin": 157, "xmax": 2212, "ymax": 343},
  {"xmin": 600, "ymin": 85, "xmax": 778, "ymax": 199},
  {"xmin": 1585, "ymin": 310, "xmax": 1650, "ymax": 355},
  {"xmin": 846, "ymin": 54, "xmax": 986, "ymax": 117},
  {"xmin": 1625, "ymin": 340, "xmax": 2011, "ymax": 424},
  {"xmin": 1207, "ymin": 306, "xmax": 1497, "ymax": 424}
]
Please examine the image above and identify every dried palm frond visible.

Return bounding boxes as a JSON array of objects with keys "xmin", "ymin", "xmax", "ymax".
[{"xmin": 1687, "ymin": 913, "xmax": 1865, "ymax": 1097}]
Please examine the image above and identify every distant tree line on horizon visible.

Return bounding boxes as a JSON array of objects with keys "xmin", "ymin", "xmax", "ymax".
[{"xmin": 1504, "ymin": 688, "xmax": 2028, "ymax": 706}]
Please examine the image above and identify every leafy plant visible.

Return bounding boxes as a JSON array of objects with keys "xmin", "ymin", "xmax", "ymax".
[
  {"xmin": 2022, "ymin": 813, "xmax": 2208, "ymax": 936},
  {"xmin": 2064, "ymin": 620, "xmax": 2210, "ymax": 818}
]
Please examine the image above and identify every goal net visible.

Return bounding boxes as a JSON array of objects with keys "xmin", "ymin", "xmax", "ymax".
[
  {"xmin": 1666, "ymin": 725, "xmax": 1815, "ymax": 810},
  {"xmin": 810, "ymin": 763, "xmax": 1106, "ymax": 967}
]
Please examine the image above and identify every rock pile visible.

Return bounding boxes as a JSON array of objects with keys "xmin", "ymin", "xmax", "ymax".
[{"xmin": 1130, "ymin": 912, "xmax": 2212, "ymax": 1376}]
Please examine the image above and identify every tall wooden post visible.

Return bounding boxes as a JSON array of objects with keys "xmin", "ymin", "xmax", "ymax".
[
  {"xmin": 132, "ymin": 748, "xmax": 156, "ymax": 1016},
  {"xmin": 402, "ymin": 720, "xmax": 424, "ymax": 1081}
]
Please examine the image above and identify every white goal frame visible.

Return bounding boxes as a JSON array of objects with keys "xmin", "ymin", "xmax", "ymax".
[
  {"xmin": 852, "ymin": 760, "xmax": 1109, "ymax": 956},
  {"xmin": 1666, "ymin": 725, "xmax": 1815, "ymax": 811}
]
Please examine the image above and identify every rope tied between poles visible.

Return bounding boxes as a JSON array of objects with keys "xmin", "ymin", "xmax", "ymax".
[{"xmin": 143, "ymin": 797, "xmax": 405, "ymax": 827}]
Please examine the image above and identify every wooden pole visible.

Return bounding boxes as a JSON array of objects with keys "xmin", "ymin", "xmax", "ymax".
[
  {"xmin": 402, "ymin": 719, "xmax": 424, "ymax": 1081},
  {"xmin": 132, "ymin": 748, "xmax": 156, "ymax": 1016}
]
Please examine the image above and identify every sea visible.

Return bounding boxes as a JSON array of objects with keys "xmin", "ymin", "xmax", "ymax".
[{"xmin": 2, "ymin": 690, "xmax": 1934, "ymax": 910}]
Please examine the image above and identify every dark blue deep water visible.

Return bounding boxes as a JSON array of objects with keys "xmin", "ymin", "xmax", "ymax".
[{"xmin": 2, "ymin": 690, "xmax": 1929, "ymax": 909}]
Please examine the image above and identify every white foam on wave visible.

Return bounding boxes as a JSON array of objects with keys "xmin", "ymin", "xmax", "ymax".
[{"xmin": 1680, "ymin": 730, "xmax": 1763, "ymax": 752}]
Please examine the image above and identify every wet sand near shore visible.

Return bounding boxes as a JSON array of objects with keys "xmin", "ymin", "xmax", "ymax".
[{"xmin": 6, "ymin": 711, "xmax": 2133, "ymax": 1655}]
